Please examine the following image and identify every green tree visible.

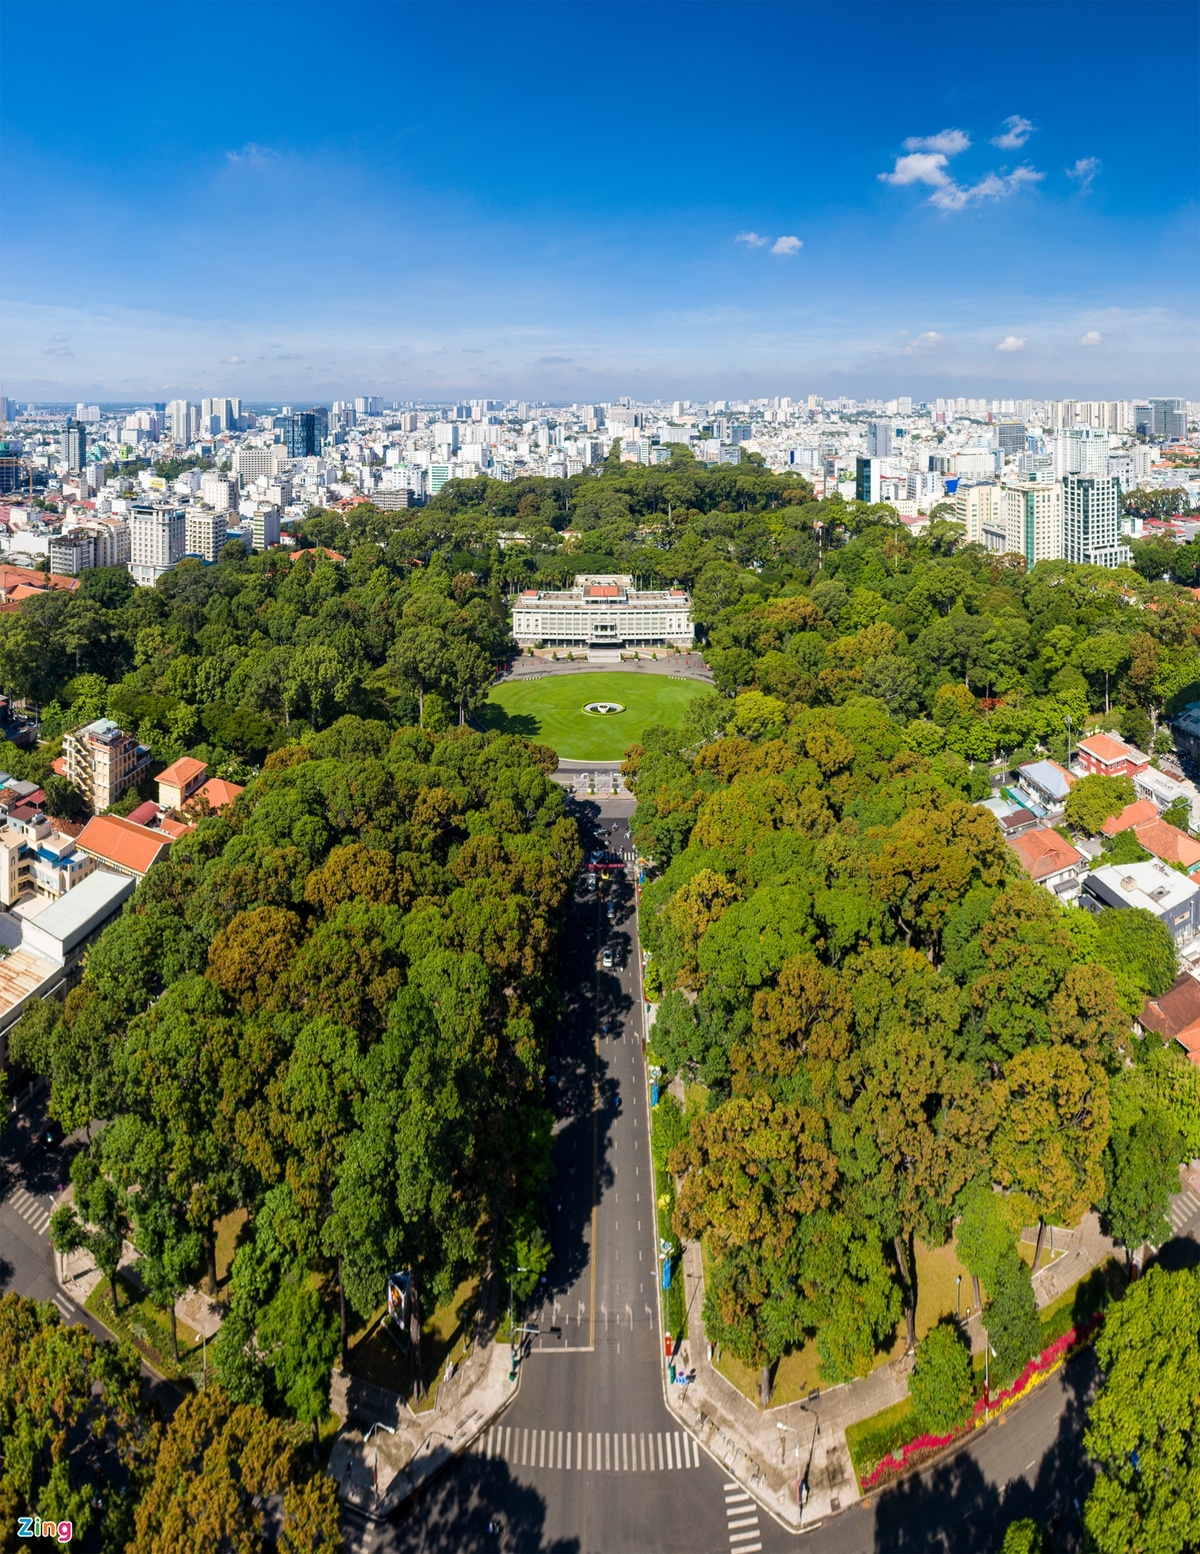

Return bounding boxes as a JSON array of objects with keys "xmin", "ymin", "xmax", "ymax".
[
  {"xmin": 1000, "ymin": 1520, "xmax": 1050, "ymax": 1554},
  {"xmin": 1064, "ymin": 773, "xmax": 1137, "ymax": 835},
  {"xmin": 1075, "ymin": 632, "xmax": 1130, "ymax": 714},
  {"xmin": 131, "ymin": 1385, "xmax": 341, "ymax": 1553},
  {"xmin": 257, "ymin": 1274, "xmax": 341, "ymax": 1456},
  {"xmin": 1102, "ymin": 1104, "xmax": 1183, "ymax": 1261},
  {"xmin": 985, "ymin": 1252, "xmax": 1042, "ymax": 1389},
  {"xmin": 50, "ymin": 1146, "xmax": 132, "ymax": 1312},
  {"xmin": 909, "ymin": 1320, "xmax": 976, "ymax": 1434},
  {"xmin": 1083, "ymin": 1265, "xmax": 1200, "ymax": 1554},
  {"xmin": 955, "ymin": 1180, "xmax": 1036, "ymax": 1312}
]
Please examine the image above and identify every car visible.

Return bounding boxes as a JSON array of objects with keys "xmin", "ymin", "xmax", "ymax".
[
  {"xmin": 602, "ymin": 948, "xmax": 614, "ymax": 969},
  {"xmin": 606, "ymin": 902, "xmax": 615, "ymax": 920},
  {"xmin": 587, "ymin": 874, "xmax": 597, "ymax": 893}
]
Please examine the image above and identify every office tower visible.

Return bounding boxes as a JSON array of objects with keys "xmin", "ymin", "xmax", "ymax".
[
  {"xmin": 1063, "ymin": 475, "xmax": 1128, "ymax": 568},
  {"xmin": 1150, "ymin": 398, "xmax": 1187, "ymax": 440},
  {"xmin": 866, "ymin": 421, "xmax": 893, "ymax": 457},
  {"xmin": 129, "ymin": 503, "xmax": 186, "ymax": 586},
  {"xmin": 354, "ymin": 396, "xmax": 382, "ymax": 417},
  {"xmin": 855, "ymin": 457, "xmax": 884, "ymax": 504},
  {"xmin": 434, "ymin": 422, "xmax": 459, "ymax": 454},
  {"xmin": 898, "ymin": 397, "xmax": 913, "ymax": 415},
  {"xmin": 1003, "ymin": 480, "xmax": 1064, "ymax": 567},
  {"xmin": 60, "ymin": 419, "xmax": 87, "ymax": 472},
  {"xmin": 185, "ymin": 510, "xmax": 227, "ymax": 562},
  {"xmin": 995, "ymin": 422, "xmax": 1026, "ymax": 457},
  {"xmin": 0, "ymin": 442, "xmax": 23, "ymax": 494},
  {"xmin": 282, "ymin": 412, "xmax": 320, "ymax": 458}
]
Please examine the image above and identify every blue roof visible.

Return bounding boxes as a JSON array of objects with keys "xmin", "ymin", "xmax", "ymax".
[{"xmin": 1019, "ymin": 759, "xmax": 1072, "ymax": 802}]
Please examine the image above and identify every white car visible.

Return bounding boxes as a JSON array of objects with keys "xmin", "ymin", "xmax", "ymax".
[{"xmin": 602, "ymin": 948, "xmax": 614, "ymax": 969}]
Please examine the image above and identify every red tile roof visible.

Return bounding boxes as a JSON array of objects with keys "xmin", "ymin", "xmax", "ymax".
[
  {"xmin": 189, "ymin": 777, "xmax": 244, "ymax": 813},
  {"xmin": 1100, "ymin": 799, "xmax": 1159, "ymax": 837},
  {"xmin": 1007, "ymin": 827, "xmax": 1082, "ymax": 880},
  {"xmin": 77, "ymin": 814, "xmax": 172, "ymax": 876},
  {"xmin": 1141, "ymin": 972, "xmax": 1200, "ymax": 1040},
  {"xmin": 1134, "ymin": 818, "xmax": 1200, "ymax": 871},
  {"xmin": 157, "ymin": 756, "xmax": 207, "ymax": 789},
  {"xmin": 0, "ymin": 566, "xmax": 79, "ymax": 597},
  {"xmin": 1078, "ymin": 732, "xmax": 1146, "ymax": 765}
]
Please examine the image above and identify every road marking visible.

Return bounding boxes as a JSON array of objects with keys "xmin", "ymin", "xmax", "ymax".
[
  {"xmin": 52, "ymin": 1294, "xmax": 72, "ymax": 1320},
  {"xmin": 1168, "ymin": 1188, "xmax": 1200, "ymax": 1231},
  {"xmin": 726, "ymin": 1481, "xmax": 762, "ymax": 1552}
]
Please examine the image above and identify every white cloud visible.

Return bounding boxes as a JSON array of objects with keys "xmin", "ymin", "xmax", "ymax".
[
  {"xmin": 222, "ymin": 354, "xmax": 244, "ymax": 364},
  {"xmin": 52, "ymin": 332, "xmax": 70, "ymax": 342},
  {"xmin": 904, "ymin": 330, "xmax": 944, "ymax": 355},
  {"xmin": 735, "ymin": 231, "xmax": 768, "ymax": 247},
  {"xmin": 225, "ymin": 143, "xmax": 279, "ymax": 166},
  {"xmin": 992, "ymin": 115, "xmax": 1035, "ymax": 150},
  {"xmin": 902, "ymin": 129, "xmax": 971, "ymax": 156},
  {"xmin": 1079, "ymin": 330, "xmax": 1103, "ymax": 346},
  {"xmin": 880, "ymin": 151, "xmax": 954, "ymax": 189},
  {"xmin": 771, "ymin": 235, "xmax": 802, "ymax": 255},
  {"xmin": 997, "ymin": 335, "xmax": 1027, "ymax": 352},
  {"xmin": 928, "ymin": 165, "xmax": 1044, "ymax": 211},
  {"xmin": 1067, "ymin": 157, "xmax": 1101, "ymax": 190}
]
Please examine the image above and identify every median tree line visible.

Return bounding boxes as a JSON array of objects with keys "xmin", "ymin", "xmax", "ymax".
[{"xmin": 628, "ymin": 692, "xmax": 1199, "ymax": 1409}]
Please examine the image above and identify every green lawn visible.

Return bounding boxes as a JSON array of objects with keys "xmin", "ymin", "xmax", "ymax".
[{"xmin": 479, "ymin": 671, "xmax": 709, "ymax": 761}]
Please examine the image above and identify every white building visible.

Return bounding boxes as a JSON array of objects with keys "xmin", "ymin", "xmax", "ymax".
[
  {"xmin": 248, "ymin": 503, "xmax": 280, "ymax": 551},
  {"xmin": 129, "ymin": 503, "xmax": 186, "ymax": 586},
  {"xmin": 1062, "ymin": 474, "xmax": 1130, "ymax": 568},
  {"xmin": 200, "ymin": 473, "xmax": 237, "ymax": 512},
  {"xmin": 1054, "ymin": 428, "xmax": 1109, "ymax": 479},
  {"xmin": 81, "ymin": 517, "xmax": 131, "ymax": 569},
  {"xmin": 166, "ymin": 399, "xmax": 196, "ymax": 445},
  {"xmin": 955, "ymin": 482, "xmax": 1001, "ymax": 546},
  {"xmin": 185, "ymin": 509, "xmax": 227, "ymax": 562},
  {"xmin": 48, "ymin": 531, "xmax": 95, "ymax": 575},
  {"xmin": 1004, "ymin": 480, "xmax": 1064, "ymax": 566},
  {"xmin": 511, "ymin": 575, "xmax": 692, "ymax": 650}
]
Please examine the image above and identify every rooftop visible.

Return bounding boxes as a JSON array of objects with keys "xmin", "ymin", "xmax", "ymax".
[
  {"xmin": 157, "ymin": 755, "xmax": 207, "ymax": 788},
  {"xmin": 25, "ymin": 867, "xmax": 136, "ymax": 953},
  {"xmin": 1141, "ymin": 971, "xmax": 1200, "ymax": 1041},
  {"xmin": 1008, "ymin": 827, "xmax": 1082, "ymax": 880},
  {"xmin": 1018, "ymin": 759, "xmax": 1075, "ymax": 802},
  {"xmin": 1100, "ymin": 798, "xmax": 1159, "ymax": 837},
  {"xmin": 1079, "ymin": 732, "xmax": 1149, "ymax": 766},
  {"xmin": 1089, "ymin": 858, "xmax": 1200, "ymax": 914},
  {"xmin": 76, "ymin": 814, "xmax": 172, "ymax": 876},
  {"xmin": 1134, "ymin": 818, "xmax": 1200, "ymax": 871}
]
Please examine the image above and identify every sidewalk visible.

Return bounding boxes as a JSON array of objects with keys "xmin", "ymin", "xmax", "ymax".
[
  {"xmin": 661, "ymin": 1209, "xmax": 1117, "ymax": 1535},
  {"xmin": 328, "ymin": 1337, "xmax": 518, "ymax": 1519}
]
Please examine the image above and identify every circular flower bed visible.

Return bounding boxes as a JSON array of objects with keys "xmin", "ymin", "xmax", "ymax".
[{"xmin": 582, "ymin": 701, "xmax": 626, "ymax": 716}]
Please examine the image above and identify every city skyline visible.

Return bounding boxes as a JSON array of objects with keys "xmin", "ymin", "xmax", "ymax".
[{"xmin": 2, "ymin": 1, "xmax": 1197, "ymax": 402}]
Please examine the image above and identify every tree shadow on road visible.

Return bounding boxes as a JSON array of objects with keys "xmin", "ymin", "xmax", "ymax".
[
  {"xmin": 386, "ymin": 1454, "xmax": 580, "ymax": 1554},
  {"xmin": 871, "ymin": 1349, "xmax": 1098, "ymax": 1553}
]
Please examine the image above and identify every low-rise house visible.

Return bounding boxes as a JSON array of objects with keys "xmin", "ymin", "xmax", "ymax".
[
  {"xmin": 1083, "ymin": 859, "xmax": 1200, "ymax": 944},
  {"xmin": 976, "ymin": 796, "xmax": 1039, "ymax": 838},
  {"xmin": 156, "ymin": 756, "xmax": 208, "ymax": 810},
  {"xmin": 75, "ymin": 814, "xmax": 172, "ymax": 880},
  {"xmin": 1100, "ymin": 798, "xmax": 1159, "ymax": 837},
  {"xmin": 1008, "ymin": 828, "xmax": 1086, "ymax": 899},
  {"xmin": 1076, "ymin": 733, "xmax": 1150, "ymax": 780},
  {"xmin": 1132, "ymin": 765, "xmax": 1200, "ymax": 831},
  {"xmin": 1140, "ymin": 971, "xmax": 1200, "ymax": 1072},
  {"xmin": 1131, "ymin": 818, "xmax": 1200, "ymax": 875},
  {"xmin": 191, "ymin": 776, "xmax": 243, "ymax": 813},
  {"xmin": 1017, "ymin": 758, "xmax": 1075, "ymax": 814}
]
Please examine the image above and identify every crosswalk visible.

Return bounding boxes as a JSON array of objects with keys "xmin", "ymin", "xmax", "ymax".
[
  {"xmin": 724, "ymin": 1481, "xmax": 762, "ymax": 1553},
  {"xmin": 1167, "ymin": 1185, "xmax": 1200, "ymax": 1236},
  {"xmin": 479, "ymin": 1423, "xmax": 701, "ymax": 1474},
  {"xmin": 5, "ymin": 1186, "xmax": 53, "ymax": 1235}
]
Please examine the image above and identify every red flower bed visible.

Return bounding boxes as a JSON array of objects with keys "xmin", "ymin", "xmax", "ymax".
[{"xmin": 858, "ymin": 1313, "xmax": 1104, "ymax": 1491}]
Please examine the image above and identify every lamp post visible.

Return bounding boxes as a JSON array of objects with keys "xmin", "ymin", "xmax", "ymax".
[
  {"xmin": 508, "ymin": 1266, "xmax": 529, "ymax": 1382},
  {"xmin": 776, "ymin": 1423, "xmax": 800, "ymax": 1510},
  {"xmin": 984, "ymin": 1343, "xmax": 996, "ymax": 1422},
  {"xmin": 364, "ymin": 1421, "xmax": 395, "ymax": 1506},
  {"xmin": 956, "ymin": 1274, "xmax": 962, "ymax": 1322}
]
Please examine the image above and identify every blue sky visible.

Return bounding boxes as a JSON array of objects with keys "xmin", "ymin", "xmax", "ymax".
[{"xmin": 3, "ymin": 0, "xmax": 1197, "ymax": 403}]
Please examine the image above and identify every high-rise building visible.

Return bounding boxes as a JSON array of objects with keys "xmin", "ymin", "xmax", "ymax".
[
  {"xmin": 354, "ymin": 396, "xmax": 382, "ymax": 417},
  {"xmin": 79, "ymin": 518, "xmax": 131, "ymax": 569},
  {"xmin": 129, "ymin": 503, "xmax": 186, "ymax": 586},
  {"xmin": 955, "ymin": 483, "xmax": 1001, "ymax": 546},
  {"xmin": 1062, "ymin": 475, "xmax": 1129, "ymax": 568},
  {"xmin": 74, "ymin": 404, "xmax": 101, "ymax": 425},
  {"xmin": 199, "ymin": 473, "xmax": 237, "ymax": 512},
  {"xmin": 995, "ymin": 422, "xmax": 1026, "ymax": 457},
  {"xmin": 166, "ymin": 399, "xmax": 196, "ymax": 445},
  {"xmin": 60, "ymin": 419, "xmax": 87, "ymax": 472},
  {"xmin": 249, "ymin": 505, "xmax": 280, "ymax": 552},
  {"xmin": 1150, "ymin": 398, "xmax": 1187, "ymax": 440},
  {"xmin": 855, "ymin": 457, "xmax": 884, "ymax": 504},
  {"xmin": 49, "ymin": 531, "xmax": 96, "ymax": 576},
  {"xmin": 282, "ymin": 411, "xmax": 320, "ymax": 458},
  {"xmin": 186, "ymin": 509, "xmax": 228, "ymax": 562},
  {"xmin": 1054, "ymin": 428, "xmax": 1109, "ymax": 478},
  {"xmin": 866, "ymin": 421, "xmax": 893, "ymax": 457},
  {"xmin": 1004, "ymin": 480, "xmax": 1064, "ymax": 567}
]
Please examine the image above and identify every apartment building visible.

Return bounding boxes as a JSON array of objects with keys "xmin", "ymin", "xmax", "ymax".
[{"xmin": 63, "ymin": 718, "xmax": 151, "ymax": 811}]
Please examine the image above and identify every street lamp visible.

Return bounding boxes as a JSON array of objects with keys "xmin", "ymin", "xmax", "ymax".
[
  {"xmin": 984, "ymin": 1342, "xmax": 997, "ymax": 1422},
  {"xmin": 776, "ymin": 1422, "xmax": 800, "ymax": 1508},
  {"xmin": 956, "ymin": 1274, "xmax": 962, "ymax": 1321},
  {"xmin": 509, "ymin": 1266, "xmax": 530, "ymax": 1382},
  {"xmin": 364, "ymin": 1421, "xmax": 396, "ymax": 1505}
]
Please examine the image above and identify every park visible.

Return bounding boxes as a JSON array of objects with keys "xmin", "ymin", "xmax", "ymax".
[{"xmin": 479, "ymin": 669, "xmax": 709, "ymax": 761}]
